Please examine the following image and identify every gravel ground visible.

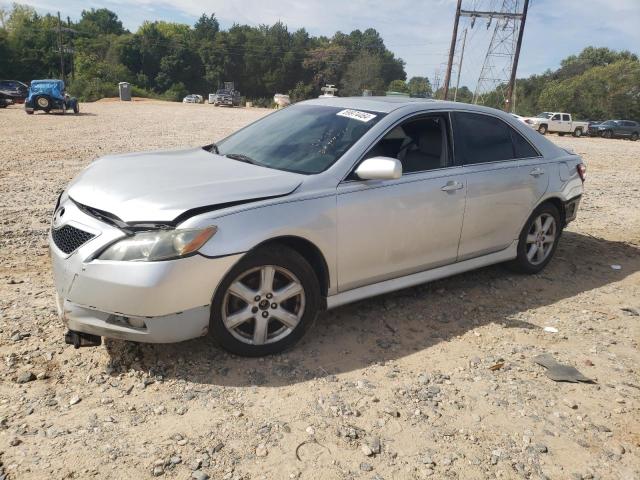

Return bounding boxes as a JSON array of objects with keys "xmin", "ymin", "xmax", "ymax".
[{"xmin": 0, "ymin": 100, "xmax": 639, "ymax": 480}]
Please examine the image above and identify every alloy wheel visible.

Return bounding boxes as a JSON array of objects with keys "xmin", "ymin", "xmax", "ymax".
[
  {"xmin": 525, "ymin": 213, "xmax": 557, "ymax": 265},
  {"xmin": 222, "ymin": 265, "xmax": 305, "ymax": 345}
]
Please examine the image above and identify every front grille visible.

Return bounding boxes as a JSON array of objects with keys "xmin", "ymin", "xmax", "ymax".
[{"xmin": 52, "ymin": 225, "xmax": 95, "ymax": 254}]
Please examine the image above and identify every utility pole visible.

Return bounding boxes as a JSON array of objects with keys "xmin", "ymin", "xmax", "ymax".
[
  {"xmin": 57, "ymin": 11, "xmax": 65, "ymax": 82},
  {"xmin": 453, "ymin": 28, "xmax": 468, "ymax": 102},
  {"xmin": 445, "ymin": 0, "xmax": 529, "ymax": 110},
  {"xmin": 505, "ymin": 0, "xmax": 529, "ymax": 112},
  {"xmin": 67, "ymin": 16, "xmax": 75, "ymax": 81},
  {"xmin": 443, "ymin": 0, "xmax": 462, "ymax": 100}
]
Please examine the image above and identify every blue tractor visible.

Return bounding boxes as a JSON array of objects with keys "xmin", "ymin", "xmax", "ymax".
[{"xmin": 25, "ymin": 79, "xmax": 79, "ymax": 115}]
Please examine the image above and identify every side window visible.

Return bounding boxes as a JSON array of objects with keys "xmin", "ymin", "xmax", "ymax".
[
  {"xmin": 552, "ymin": 114, "xmax": 561, "ymax": 121},
  {"xmin": 362, "ymin": 115, "xmax": 450, "ymax": 174},
  {"xmin": 452, "ymin": 112, "xmax": 539, "ymax": 164},
  {"xmin": 512, "ymin": 129, "xmax": 539, "ymax": 158},
  {"xmin": 452, "ymin": 112, "xmax": 514, "ymax": 164},
  {"xmin": 562, "ymin": 114, "xmax": 570, "ymax": 121}
]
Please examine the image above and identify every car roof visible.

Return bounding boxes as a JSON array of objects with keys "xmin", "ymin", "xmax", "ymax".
[{"xmin": 299, "ymin": 96, "xmax": 511, "ymax": 117}]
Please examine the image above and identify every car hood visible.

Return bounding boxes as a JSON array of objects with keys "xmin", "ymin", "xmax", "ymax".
[{"xmin": 67, "ymin": 147, "xmax": 304, "ymax": 224}]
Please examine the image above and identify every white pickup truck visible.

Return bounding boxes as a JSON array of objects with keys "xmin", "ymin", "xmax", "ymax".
[{"xmin": 525, "ymin": 112, "xmax": 589, "ymax": 137}]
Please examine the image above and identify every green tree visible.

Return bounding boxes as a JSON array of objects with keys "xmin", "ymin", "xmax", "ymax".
[
  {"xmin": 77, "ymin": 8, "xmax": 125, "ymax": 35},
  {"xmin": 387, "ymin": 79, "xmax": 408, "ymax": 93},
  {"xmin": 341, "ymin": 51, "xmax": 385, "ymax": 96},
  {"xmin": 407, "ymin": 76, "xmax": 432, "ymax": 97}
]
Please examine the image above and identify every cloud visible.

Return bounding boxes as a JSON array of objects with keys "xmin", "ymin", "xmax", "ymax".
[{"xmin": 3, "ymin": 0, "xmax": 639, "ymax": 87}]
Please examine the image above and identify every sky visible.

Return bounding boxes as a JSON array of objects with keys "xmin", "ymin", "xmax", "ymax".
[{"xmin": 4, "ymin": 0, "xmax": 639, "ymax": 89}]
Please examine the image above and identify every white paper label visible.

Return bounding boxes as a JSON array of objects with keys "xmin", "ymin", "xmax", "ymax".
[{"xmin": 336, "ymin": 109, "xmax": 377, "ymax": 123}]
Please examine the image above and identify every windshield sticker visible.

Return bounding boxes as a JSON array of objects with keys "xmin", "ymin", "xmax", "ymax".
[{"xmin": 337, "ymin": 109, "xmax": 377, "ymax": 123}]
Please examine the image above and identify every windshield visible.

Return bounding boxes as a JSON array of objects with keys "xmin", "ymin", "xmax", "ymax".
[
  {"xmin": 601, "ymin": 120, "xmax": 617, "ymax": 125},
  {"xmin": 536, "ymin": 112, "xmax": 553, "ymax": 119},
  {"xmin": 216, "ymin": 104, "xmax": 385, "ymax": 174}
]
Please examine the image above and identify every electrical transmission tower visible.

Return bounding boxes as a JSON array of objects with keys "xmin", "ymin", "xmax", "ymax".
[{"xmin": 443, "ymin": 0, "xmax": 529, "ymax": 111}]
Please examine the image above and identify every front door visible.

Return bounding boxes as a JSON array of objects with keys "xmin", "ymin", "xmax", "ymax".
[{"xmin": 336, "ymin": 114, "xmax": 466, "ymax": 292}]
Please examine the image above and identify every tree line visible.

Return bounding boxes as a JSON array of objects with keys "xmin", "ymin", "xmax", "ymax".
[
  {"xmin": 0, "ymin": 5, "xmax": 422, "ymax": 104},
  {"xmin": 1, "ymin": 4, "xmax": 637, "ymax": 120},
  {"xmin": 448, "ymin": 47, "xmax": 639, "ymax": 121}
]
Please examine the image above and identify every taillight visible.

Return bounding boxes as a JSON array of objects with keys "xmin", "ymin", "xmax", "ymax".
[{"xmin": 577, "ymin": 163, "xmax": 586, "ymax": 182}]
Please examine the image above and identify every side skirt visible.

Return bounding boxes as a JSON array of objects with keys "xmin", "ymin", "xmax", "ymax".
[{"xmin": 326, "ymin": 241, "xmax": 518, "ymax": 310}]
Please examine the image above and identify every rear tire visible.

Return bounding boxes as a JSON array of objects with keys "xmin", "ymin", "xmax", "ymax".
[
  {"xmin": 73, "ymin": 103, "xmax": 80, "ymax": 114},
  {"xmin": 509, "ymin": 203, "xmax": 561, "ymax": 274},
  {"xmin": 631, "ymin": 132, "xmax": 639, "ymax": 142},
  {"xmin": 209, "ymin": 246, "xmax": 321, "ymax": 356},
  {"xmin": 573, "ymin": 128, "xmax": 582, "ymax": 137}
]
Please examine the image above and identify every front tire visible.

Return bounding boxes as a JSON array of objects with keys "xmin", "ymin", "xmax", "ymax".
[
  {"xmin": 209, "ymin": 246, "xmax": 321, "ymax": 356},
  {"xmin": 631, "ymin": 132, "xmax": 639, "ymax": 142},
  {"xmin": 537, "ymin": 125, "xmax": 547, "ymax": 135},
  {"xmin": 603, "ymin": 130, "xmax": 613, "ymax": 139},
  {"xmin": 509, "ymin": 203, "xmax": 561, "ymax": 274}
]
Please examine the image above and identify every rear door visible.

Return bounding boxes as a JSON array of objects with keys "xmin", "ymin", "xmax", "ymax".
[
  {"xmin": 452, "ymin": 112, "xmax": 549, "ymax": 260},
  {"xmin": 336, "ymin": 113, "xmax": 466, "ymax": 291},
  {"xmin": 561, "ymin": 114, "xmax": 572, "ymax": 132}
]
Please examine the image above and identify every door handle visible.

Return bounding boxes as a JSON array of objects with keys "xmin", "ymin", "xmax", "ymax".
[
  {"xmin": 529, "ymin": 167, "xmax": 545, "ymax": 177},
  {"xmin": 441, "ymin": 181, "xmax": 464, "ymax": 192}
]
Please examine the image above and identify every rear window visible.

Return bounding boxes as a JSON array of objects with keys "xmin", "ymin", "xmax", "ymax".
[{"xmin": 452, "ymin": 112, "xmax": 539, "ymax": 165}]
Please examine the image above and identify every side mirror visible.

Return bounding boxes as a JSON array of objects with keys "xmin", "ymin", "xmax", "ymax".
[{"xmin": 355, "ymin": 157, "xmax": 402, "ymax": 180}]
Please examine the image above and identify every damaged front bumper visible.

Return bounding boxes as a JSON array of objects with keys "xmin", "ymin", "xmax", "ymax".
[{"xmin": 50, "ymin": 198, "xmax": 242, "ymax": 343}]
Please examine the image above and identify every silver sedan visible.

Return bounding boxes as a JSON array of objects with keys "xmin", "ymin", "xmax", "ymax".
[{"xmin": 50, "ymin": 97, "xmax": 586, "ymax": 356}]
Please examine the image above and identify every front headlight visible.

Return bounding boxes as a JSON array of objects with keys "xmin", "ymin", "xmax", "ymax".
[{"xmin": 98, "ymin": 226, "xmax": 217, "ymax": 262}]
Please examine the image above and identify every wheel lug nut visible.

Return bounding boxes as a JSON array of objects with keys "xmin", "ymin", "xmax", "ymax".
[
  {"xmin": 254, "ymin": 295, "xmax": 261, "ymax": 302},
  {"xmin": 271, "ymin": 303, "xmax": 277, "ymax": 309},
  {"xmin": 251, "ymin": 306, "xmax": 258, "ymax": 314},
  {"xmin": 261, "ymin": 311, "xmax": 269, "ymax": 318},
  {"xmin": 266, "ymin": 293, "xmax": 273, "ymax": 299}
]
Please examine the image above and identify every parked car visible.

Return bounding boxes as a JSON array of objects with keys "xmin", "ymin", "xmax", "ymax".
[
  {"xmin": 24, "ymin": 79, "xmax": 79, "ymax": 115},
  {"xmin": 587, "ymin": 120, "xmax": 604, "ymax": 137},
  {"xmin": 527, "ymin": 112, "xmax": 589, "ymax": 137},
  {"xmin": 50, "ymin": 98, "xmax": 585, "ymax": 355},
  {"xmin": 211, "ymin": 88, "xmax": 241, "ymax": 107},
  {"xmin": 0, "ymin": 80, "xmax": 29, "ymax": 107},
  {"xmin": 182, "ymin": 94, "xmax": 203, "ymax": 104},
  {"xmin": 590, "ymin": 119, "xmax": 639, "ymax": 141}
]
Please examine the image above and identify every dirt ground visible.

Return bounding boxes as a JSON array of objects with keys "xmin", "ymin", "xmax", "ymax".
[{"xmin": 0, "ymin": 100, "xmax": 638, "ymax": 480}]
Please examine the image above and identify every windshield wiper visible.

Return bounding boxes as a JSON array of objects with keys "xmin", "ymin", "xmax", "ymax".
[
  {"xmin": 225, "ymin": 153, "xmax": 263, "ymax": 166},
  {"xmin": 203, "ymin": 143, "xmax": 220, "ymax": 154}
]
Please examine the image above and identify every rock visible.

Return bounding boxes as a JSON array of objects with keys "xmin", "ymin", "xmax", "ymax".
[
  {"xmin": 255, "ymin": 444, "xmax": 268, "ymax": 457},
  {"xmin": 534, "ymin": 443, "xmax": 548, "ymax": 453},
  {"xmin": 621, "ymin": 307, "xmax": 639, "ymax": 316},
  {"xmin": 563, "ymin": 398, "xmax": 578, "ymax": 409},
  {"xmin": 153, "ymin": 405, "xmax": 166, "ymax": 415},
  {"xmin": 360, "ymin": 462, "xmax": 374, "ymax": 472},
  {"xmin": 170, "ymin": 456, "xmax": 182, "ymax": 465},
  {"xmin": 9, "ymin": 437, "xmax": 21, "ymax": 446},
  {"xmin": 152, "ymin": 465, "xmax": 164, "ymax": 476},
  {"xmin": 176, "ymin": 406, "xmax": 188, "ymax": 415},
  {"xmin": 369, "ymin": 437, "xmax": 382, "ymax": 454},
  {"xmin": 192, "ymin": 472, "xmax": 209, "ymax": 480},
  {"xmin": 36, "ymin": 372, "xmax": 47, "ymax": 380},
  {"xmin": 305, "ymin": 426, "xmax": 315, "ymax": 435},
  {"xmin": 16, "ymin": 372, "xmax": 36, "ymax": 384},
  {"xmin": 69, "ymin": 395, "xmax": 81, "ymax": 406},
  {"xmin": 608, "ymin": 443, "xmax": 625, "ymax": 455},
  {"xmin": 361, "ymin": 444, "xmax": 374, "ymax": 456}
]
